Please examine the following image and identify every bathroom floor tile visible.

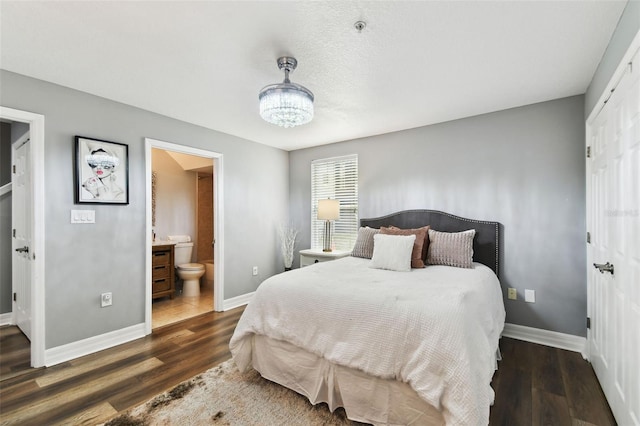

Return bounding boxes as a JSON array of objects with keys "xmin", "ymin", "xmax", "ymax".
[{"xmin": 152, "ymin": 286, "xmax": 214, "ymax": 329}]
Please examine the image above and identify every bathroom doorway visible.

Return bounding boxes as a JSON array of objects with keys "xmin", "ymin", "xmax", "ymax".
[{"xmin": 144, "ymin": 138, "xmax": 224, "ymax": 333}]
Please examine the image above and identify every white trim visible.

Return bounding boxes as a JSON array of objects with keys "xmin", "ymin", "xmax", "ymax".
[
  {"xmin": 44, "ymin": 323, "xmax": 145, "ymax": 367},
  {"xmin": 502, "ymin": 323, "xmax": 587, "ymax": 358},
  {"xmin": 0, "ymin": 182, "xmax": 11, "ymax": 196},
  {"xmin": 0, "ymin": 312, "xmax": 13, "ymax": 326},
  {"xmin": 144, "ymin": 138, "xmax": 224, "ymax": 336},
  {"xmin": 0, "ymin": 106, "xmax": 46, "ymax": 368},
  {"xmin": 587, "ymin": 30, "xmax": 640, "ymax": 123},
  {"xmin": 223, "ymin": 292, "xmax": 254, "ymax": 311}
]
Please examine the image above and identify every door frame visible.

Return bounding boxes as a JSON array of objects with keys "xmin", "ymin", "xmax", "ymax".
[
  {"xmin": 144, "ymin": 138, "xmax": 224, "ymax": 335},
  {"xmin": 0, "ymin": 106, "xmax": 46, "ymax": 367},
  {"xmin": 586, "ymin": 31, "xmax": 640, "ymax": 125},
  {"xmin": 585, "ymin": 30, "xmax": 640, "ymax": 362}
]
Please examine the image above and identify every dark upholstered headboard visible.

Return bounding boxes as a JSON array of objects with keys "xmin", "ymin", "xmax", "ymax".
[{"xmin": 360, "ymin": 209, "xmax": 500, "ymax": 277}]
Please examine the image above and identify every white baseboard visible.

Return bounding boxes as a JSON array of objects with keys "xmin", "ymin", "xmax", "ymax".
[
  {"xmin": 0, "ymin": 312, "xmax": 13, "ymax": 326},
  {"xmin": 223, "ymin": 292, "xmax": 254, "ymax": 311},
  {"xmin": 45, "ymin": 323, "xmax": 146, "ymax": 367},
  {"xmin": 502, "ymin": 323, "xmax": 587, "ymax": 357}
]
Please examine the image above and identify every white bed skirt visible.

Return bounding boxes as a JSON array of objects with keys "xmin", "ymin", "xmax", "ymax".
[{"xmin": 249, "ymin": 334, "xmax": 446, "ymax": 425}]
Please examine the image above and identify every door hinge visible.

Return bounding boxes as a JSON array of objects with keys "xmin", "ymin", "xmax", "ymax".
[
  {"xmin": 13, "ymin": 292, "xmax": 16, "ymax": 302},
  {"xmin": 12, "ymin": 164, "xmax": 16, "ymax": 174},
  {"xmin": 587, "ymin": 232, "xmax": 591, "ymax": 244},
  {"xmin": 587, "ymin": 317, "xmax": 591, "ymax": 329},
  {"xmin": 12, "ymin": 229, "xmax": 16, "ymax": 238},
  {"xmin": 586, "ymin": 146, "xmax": 591, "ymax": 158}
]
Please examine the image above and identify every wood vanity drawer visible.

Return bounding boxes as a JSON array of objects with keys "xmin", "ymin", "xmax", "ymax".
[
  {"xmin": 152, "ymin": 264, "xmax": 170, "ymax": 279},
  {"xmin": 152, "ymin": 250, "xmax": 171, "ymax": 266},
  {"xmin": 153, "ymin": 277, "xmax": 171, "ymax": 293}
]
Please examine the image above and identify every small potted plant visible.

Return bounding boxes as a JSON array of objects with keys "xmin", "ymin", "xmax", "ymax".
[{"xmin": 278, "ymin": 223, "xmax": 298, "ymax": 271}]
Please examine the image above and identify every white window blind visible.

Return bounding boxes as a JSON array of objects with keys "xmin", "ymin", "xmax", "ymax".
[{"xmin": 311, "ymin": 154, "xmax": 358, "ymax": 251}]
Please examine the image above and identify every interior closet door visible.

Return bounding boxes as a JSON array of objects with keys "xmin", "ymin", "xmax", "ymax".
[
  {"xmin": 12, "ymin": 134, "xmax": 32, "ymax": 340},
  {"xmin": 587, "ymin": 48, "xmax": 639, "ymax": 426}
]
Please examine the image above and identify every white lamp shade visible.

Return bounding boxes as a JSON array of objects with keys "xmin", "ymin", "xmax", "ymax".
[{"xmin": 317, "ymin": 199, "xmax": 340, "ymax": 220}]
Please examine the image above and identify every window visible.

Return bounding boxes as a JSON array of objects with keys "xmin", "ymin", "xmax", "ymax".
[{"xmin": 311, "ymin": 154, "xmax": 358, "ymax": 251}]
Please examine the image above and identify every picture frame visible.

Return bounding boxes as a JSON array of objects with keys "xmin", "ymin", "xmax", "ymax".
[{"xmin": 75, "ymin": 136, "xmax": 129, "ymax": 204}]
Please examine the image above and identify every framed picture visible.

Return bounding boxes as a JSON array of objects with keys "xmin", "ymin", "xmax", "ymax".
[{"xmin": 75, "ymin": 136, "xmax": 129, "ymax": 204}]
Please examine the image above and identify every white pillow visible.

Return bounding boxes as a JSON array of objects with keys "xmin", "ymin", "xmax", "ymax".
[{"xmin": 370, "ymin": 234, "xmax": 416, "ymax": 272}]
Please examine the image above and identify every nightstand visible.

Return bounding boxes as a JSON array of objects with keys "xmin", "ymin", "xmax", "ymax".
[{"xmin": 299, "ymin": 249, "xmax": 351, "ymax": 267}]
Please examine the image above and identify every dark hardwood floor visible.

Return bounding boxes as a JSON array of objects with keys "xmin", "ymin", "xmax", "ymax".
[
  {"xmin": 0, "ymin": 326, "xmax": 32, "ymax": 382},
  {"xmin": 1, "ymin": 309, "xmax": 616, "ymax": 425},
  {"xmin": 489, "ymin": 337, "xmax": 616, "ymax": 426}
]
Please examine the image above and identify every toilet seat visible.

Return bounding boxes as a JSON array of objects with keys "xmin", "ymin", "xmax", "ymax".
[{"xmin": 178, "ymin": 263, "xmax": 205, "ymax": 271}]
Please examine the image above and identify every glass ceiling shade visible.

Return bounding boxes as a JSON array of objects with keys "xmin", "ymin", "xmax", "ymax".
[{"xmin": 259, "ymin": 57, "xmax": 314, "ymax": 128}]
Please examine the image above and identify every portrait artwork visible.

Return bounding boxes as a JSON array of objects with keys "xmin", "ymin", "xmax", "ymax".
[{"xmin": 75, "ymin": 136, "xmax": 129, "ymax": 204}]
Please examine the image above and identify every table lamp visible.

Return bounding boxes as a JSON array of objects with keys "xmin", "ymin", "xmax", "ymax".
[{"xmin": 317, "ymin": 199, "xmax": 340, "ymax": 252}]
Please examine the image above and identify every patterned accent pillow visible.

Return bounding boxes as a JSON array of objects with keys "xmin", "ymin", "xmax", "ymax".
[
  {"xmin": 351, "ymin": 227, "xmax": 380, "ymax": 259},
  {"xmin": 427, "ymin": 229, "xmax": 476, "ymax": 268},
  {"xmin": 380, "ymin": 226, "xmax": 429, "ymax": 268},
  {"xmin": 370, "ymin": 234, "xmax": 416, "ymax": 272}
]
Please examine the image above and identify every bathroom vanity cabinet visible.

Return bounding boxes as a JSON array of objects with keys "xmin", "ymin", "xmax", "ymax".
[{"xmin": 152, "ymin": 244, "xmax": 175, "ymax": 299}]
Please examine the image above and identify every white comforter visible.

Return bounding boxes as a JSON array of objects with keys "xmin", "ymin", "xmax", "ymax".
[{"xmin": 230, "ymin": 257, "xmax": 505, "ymax": 425}]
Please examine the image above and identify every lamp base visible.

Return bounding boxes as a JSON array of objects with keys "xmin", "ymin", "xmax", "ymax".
[{"xmin": 322, "ymin": 220, "xmax": 333, "ymax": 252}]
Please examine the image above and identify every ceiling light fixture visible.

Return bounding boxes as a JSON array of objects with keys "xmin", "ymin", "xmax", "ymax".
[{"xmin": 259, "ymin": 57, "xmax": 314, "ymax": 128}]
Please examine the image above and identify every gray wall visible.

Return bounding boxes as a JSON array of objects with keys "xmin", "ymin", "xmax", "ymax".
[
  {"xmin": 151, "ymin": 149, "xmax": 198, "ymax": 260},
  {"xmin": 0, "ymin": 123, "xmax": 11, "ymax": 314},
  {"xmin": 1, "ymin": 122, "xmax": 10, "ymax": 185},
  {"xmin": 585, "ymin": 0, "xmax": 639, "ymax": 116},
  {"xmin": 0, "ymin": 70, "xmax": 289, "ymax": 348},
  {"xmin": 290, "ymin": 95, "xmax": 587, "ymax": 337}
]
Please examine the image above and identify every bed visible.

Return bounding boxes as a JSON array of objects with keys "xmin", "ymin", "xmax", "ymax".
[{"xmin": 230, "ymin": 210, "xmax": 506, "ymax": 425}]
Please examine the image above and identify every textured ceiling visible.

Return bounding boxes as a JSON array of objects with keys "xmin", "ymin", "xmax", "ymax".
[{"xmin": 0, "ymin": 1, "xmax": 627, "ymax": 151}]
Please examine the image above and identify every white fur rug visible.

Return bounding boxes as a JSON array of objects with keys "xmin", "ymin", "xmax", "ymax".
[{"xmin": 103, "ymin": 359, "xmax": 362, "ymax": 425}]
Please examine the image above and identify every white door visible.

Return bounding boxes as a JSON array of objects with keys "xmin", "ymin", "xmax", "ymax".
[
  {"xmin": 12, "ymin": 134, "xmax": 32, "ymax": 340},
  {"xmin": 587, "ymin": 48, "xmax": 639, "ymax": 426}
]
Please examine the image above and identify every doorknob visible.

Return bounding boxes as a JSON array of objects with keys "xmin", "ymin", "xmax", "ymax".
[
  {"xmin": 593, "ymin": 262, "xmax": 614, "ymax": 275},
  {"xmin": 15, "ymin": 246, "xmax": 29, "ymax": 254}
]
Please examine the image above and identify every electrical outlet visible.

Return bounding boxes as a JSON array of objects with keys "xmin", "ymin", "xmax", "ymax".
[
  {"xmin": 252, "ymin": 266, "xmax": 258, "ymax": 276},
  {"xmin": 101, "ymin": 292, "xmax": 112, "ymax": 307},
  {"xmin": 507, "ymin": 288, "xmax": 517, "ymax": 300},
  {"xmin": 525, "ymin": 289, "xmax": 536, "ymax": 303}
]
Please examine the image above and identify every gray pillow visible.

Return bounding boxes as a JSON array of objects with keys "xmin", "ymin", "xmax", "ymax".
[
  {"xmin": 427, "ymin": 229, "xmax": 476, "ymax": 268},
  {"xmin": 351, "ymin": 227, "xmax": 380, "ymax": 259}
]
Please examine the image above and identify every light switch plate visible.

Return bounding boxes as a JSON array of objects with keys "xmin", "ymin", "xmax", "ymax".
[
  {"xmin": 507, "ymin": 288, "xmax": 517, "ymax": 300},
  {"xmin": 71, "ymin": 209, "xmax": 95, "ymax": 224}
]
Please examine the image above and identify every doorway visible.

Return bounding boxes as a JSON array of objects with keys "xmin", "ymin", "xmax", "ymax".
[
  {"xmin": 0, "ymin": 107, "xmax": 45, "ymax": 368},
  {"xmin": 144, "ymin": 138, "xmax": 224, "ymax": 335},
  {"xmin": 150, "ymin": 148, "xmax": 214, "ymax": 328}
]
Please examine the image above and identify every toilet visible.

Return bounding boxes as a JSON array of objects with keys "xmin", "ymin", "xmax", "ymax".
[{"xmin": 168, "ymin": 235, "xmax": 205, "ymax": 297}]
